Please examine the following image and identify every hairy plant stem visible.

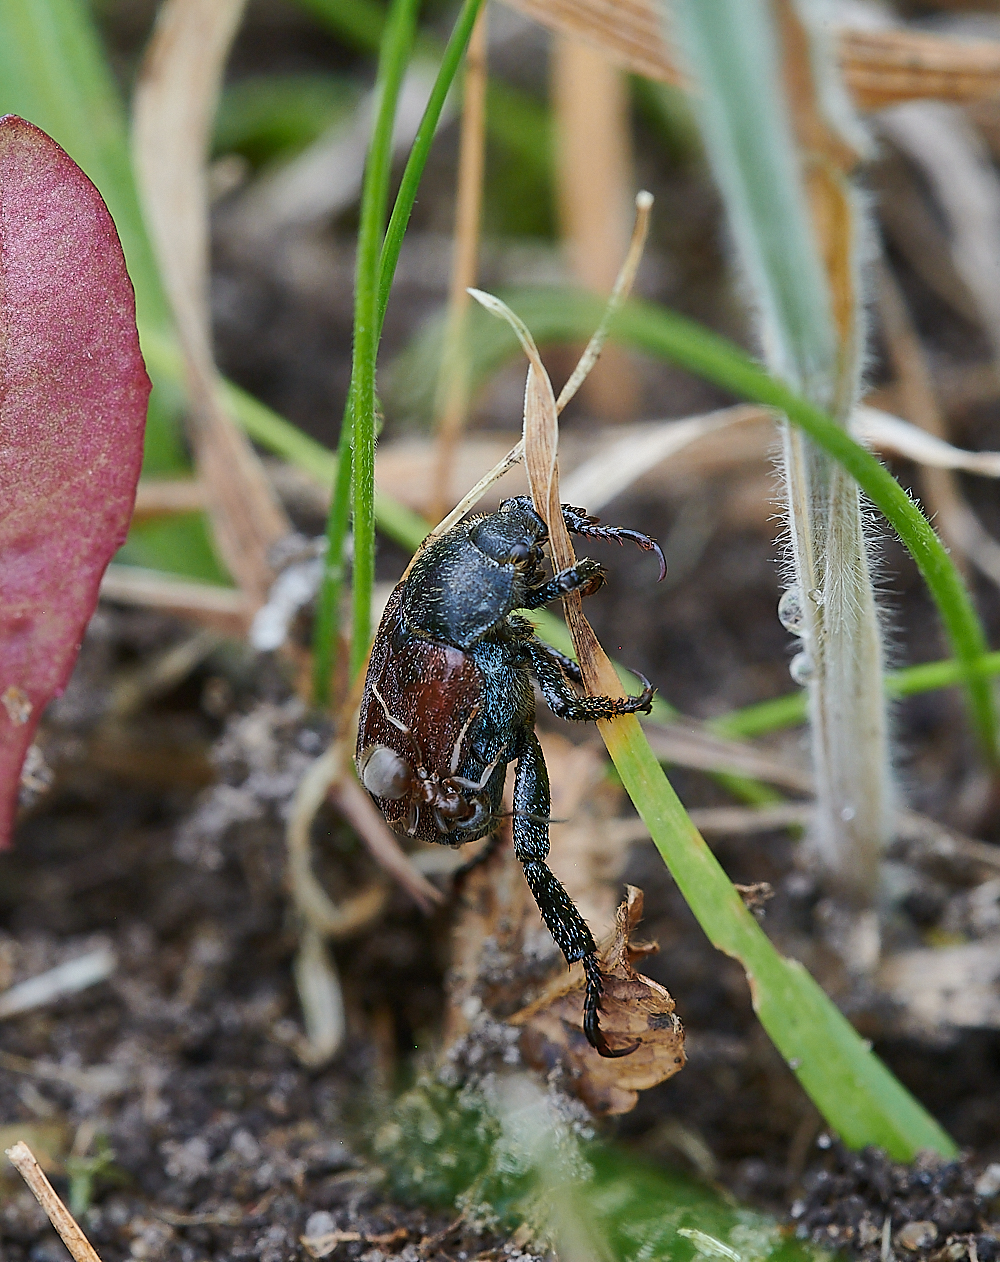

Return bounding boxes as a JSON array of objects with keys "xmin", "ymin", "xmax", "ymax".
[{"xmin": 669, "ymin": 0, "xmax": 892, "ymax": 906}]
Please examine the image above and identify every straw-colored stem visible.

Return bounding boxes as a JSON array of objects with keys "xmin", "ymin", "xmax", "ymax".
[
  {"xmin": 5, "ymin": 1143, "xmax": 103, "ymax": 1262},
  {"xmin": 552, "ymin": 33, "xmax": 638, "ymax": 420}
]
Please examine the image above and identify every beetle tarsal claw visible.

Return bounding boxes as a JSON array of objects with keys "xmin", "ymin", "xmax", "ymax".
[{"xmin": 582, "ymin": 954, "xmax": 641, "ymax": 1058}]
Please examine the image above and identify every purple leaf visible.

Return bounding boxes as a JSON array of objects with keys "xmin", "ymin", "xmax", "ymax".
[{"xmin": 0, "ymin": 115, "xmax": 150, "ymax": 845}]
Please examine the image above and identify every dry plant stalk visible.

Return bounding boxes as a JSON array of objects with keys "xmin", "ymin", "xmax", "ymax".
[
  {"xmin": 132, "ymin": 0, "xmax": 289, "ymax": 615},
  {"xmin": 431, "ymin": 5, "xmax": 488, "ymax": 519},
  {"xmin": 502, "ymin": 0, "xmax": 1000, "ymax": 112},
  {"xmin": 552, "ymin": 34, "xmax": 638, "ymax": 420},
  {"xmin": 5, "ymin": 1142, "xmax": 103, "ymax": 1262},
  {"xmin": 427, "ymin": 191, "xmax": 653, "ymax": 551},
  {"xmin": 100, "ymin": 565, "xmax": 251, "ymax": 636}
]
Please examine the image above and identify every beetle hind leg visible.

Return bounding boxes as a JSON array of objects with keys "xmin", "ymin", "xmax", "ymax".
[
  {"xmin": 513, "ymin": 729, "xmax": 637, "ymax": 1058},
  {"xmin": 583, "ymin": 953, "xmax": 640, "ymax": 1059}
]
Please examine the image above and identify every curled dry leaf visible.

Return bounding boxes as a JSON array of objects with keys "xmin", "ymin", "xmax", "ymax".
[
  {"xmin": 0, "ymin": 116, "xmax": 150, "ymax": 846},
  {"xmin": 511, "ymin": 887, "xmax": 685, "ymax": 1116}
]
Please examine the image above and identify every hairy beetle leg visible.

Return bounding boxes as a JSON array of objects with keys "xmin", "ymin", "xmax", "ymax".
[
  {"xmin": 512, "ymin": 732, "xmax": 638, "ymax": 1059},
  {"xmin": 583, "ymin": 954, "xmax": 641, "ymax": 1058},
  {"xmin": 528, "ymin": 641, "xmax": 655, "ymax": 721},
  {"xmin": 561, "ymin": 505, "xmax": 667, "ymax": 582},
  {"xmin": 524, "ymin": 558, "xmax": 605, "ymax": 608},
  {"xmin": 532, "ymin": 639, "xmax": 583, "ymax": 685}
]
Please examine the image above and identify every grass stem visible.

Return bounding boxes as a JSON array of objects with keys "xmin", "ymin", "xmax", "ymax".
[{"xmin": 310, "ymin": 0, "xmax": 418, "ymax": 701}]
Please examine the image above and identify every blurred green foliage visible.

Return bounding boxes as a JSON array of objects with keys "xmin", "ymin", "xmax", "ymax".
[{"xmin": 214, "ymin": 72, "xmax": 360, "ymax": 167}]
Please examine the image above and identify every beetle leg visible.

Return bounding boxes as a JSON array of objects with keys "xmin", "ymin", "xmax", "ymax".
[
  {"xmin": 526, "ymin": 639, "xmax": 655, "ymax": 721},
  {"xmin": 448, "ymin": 751, "xmax": 505, "ymax": 794},
  {"xmin": 560, "ymin": 505, "xmax": 667, "ymax": 582},
  {"xmin": 530, "ymin": 639, "xmax": 583, "ymax": 684},
  {"xmin": 523, "ymin": 558, "xmax": 605, "ymax": 608},
  {"xmin": 512, "ymin": 730, "xmax": 638, "ymax": 1058},
  {"xmin": 371, "ymin": 679, "xmax": 411, "ymax": 734}
]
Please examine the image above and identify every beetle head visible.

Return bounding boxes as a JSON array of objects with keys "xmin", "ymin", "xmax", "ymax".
[
  {"xmin": 470, "ymin": 496, "xmax": 547, "ymax": 566},
  {"xmin": 358, "ymin": 744, "xmax": 413, "ymax": 799}
]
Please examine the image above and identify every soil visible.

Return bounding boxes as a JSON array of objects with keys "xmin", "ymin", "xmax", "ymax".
[{"xmin": 6, "ymin": 2, "xmax": 1000, "ymax": 1260}]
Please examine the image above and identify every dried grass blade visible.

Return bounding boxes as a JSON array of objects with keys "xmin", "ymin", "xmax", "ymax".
[
  {"xmin": 855, "ymin": 407, "xmax": 1000, "ymax": 477},
  {"xmin": 5, "ymin": 1143, "xmax": 103, "ymax": 1262},
  {"xmin": 100, "ymin": 565, "xmax": 251, "ymax": 636},
  {"xmin": 132, "ymin": 0, "xmax": 289, "ymax": 612},
  {"xmin": 644, "ymin": 720, "xmax": 814, "ymax": 793},
  {"xmin": 559, "ymin": 405, "xmax": 768, "ymax": 511},
  {"xmin": 438, "ymin": 194, "xmax": 656, "ymax": 541},
  {"xmin": 556, "ymin": 190, "xmax": 653, "ymax": 414},
  {"xmin": 501, "ymin": 0, "xmax": 1000, "ymax": 110}
]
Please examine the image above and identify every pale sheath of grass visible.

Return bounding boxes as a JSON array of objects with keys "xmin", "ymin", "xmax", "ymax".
[{"xmin": 666, "ymin": 0, "xmax": 892, "ymax": 907}]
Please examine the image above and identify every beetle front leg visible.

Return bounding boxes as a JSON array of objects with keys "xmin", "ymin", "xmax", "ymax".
[
  {"xmin": 512, "ymin": 730, "xmax": 637, "ymax": 1058},
  {"xmin": 526, "ymin": 639, "xmax": 655, "ymax": 721},
  {"xmin": 560, "ymin": 505, "xmax": 667, "ymax": 581},
  {"xmin": 523, "ymin": 558, "xmax": 605, "ymax": 608}
]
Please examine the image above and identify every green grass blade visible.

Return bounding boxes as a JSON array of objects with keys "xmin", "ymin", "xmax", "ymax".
[
  {"xmin": 612, "ymin": 296, "xmax": 998, "ymax": 764},
  {"xmin": 290, "ymin": 0, "xmax": 551, "ymax": 183},
  {"xmin": 349, "ymin": 0, "xmax": 421, "ymax": 680},
  {"xmin": 600, "ymin": 713, "xmax": 956, "ymax": 1159},
  {"xmin": 376, "ymin": 0, "xmax": 487, "ymax": 332}
]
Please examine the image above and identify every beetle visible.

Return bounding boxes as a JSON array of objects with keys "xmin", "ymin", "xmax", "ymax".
[{"xmin": 356, "ymin": 495, "xmax": 665, "ymax": 1058}]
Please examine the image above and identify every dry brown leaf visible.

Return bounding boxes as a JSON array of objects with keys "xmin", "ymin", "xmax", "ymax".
[
  {"xmin": 502, "ymin": 0, "xmax": 1000, "ymax": 110},
  {"xmin": 132, "ymin": 0, "xmax": 289, "ymax": 615},
  {"xmin": 510, "ymin": 887, "xmax": 685, "ymax": 1116}
]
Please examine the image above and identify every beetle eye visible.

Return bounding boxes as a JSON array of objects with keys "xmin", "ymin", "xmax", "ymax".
[
  {"xmin": 358, "ymin": 745, "xmax": 412, "ymax": 799},
  {"xmin": 509, "ymin": 541, "xmax": 531, "ymax": 563}
]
